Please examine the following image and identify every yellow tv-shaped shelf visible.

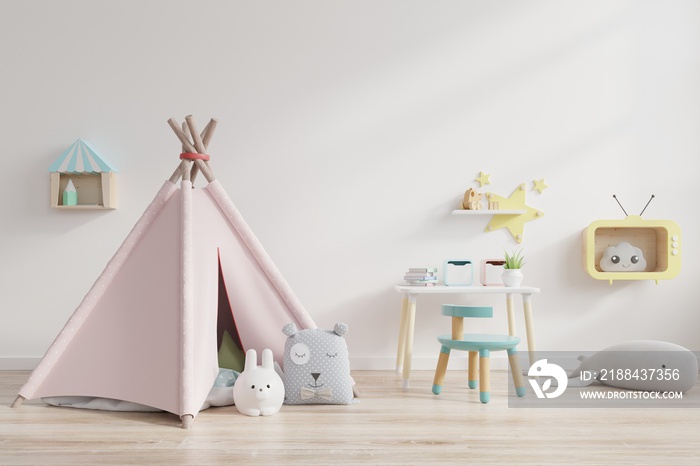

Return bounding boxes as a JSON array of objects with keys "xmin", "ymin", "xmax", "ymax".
[{"xmin": 583, "ymin": 215, "xmax": 681, "ymax": 284}]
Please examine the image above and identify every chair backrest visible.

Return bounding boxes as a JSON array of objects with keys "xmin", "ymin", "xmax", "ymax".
[{"xmin": 441, "ymin": 305, "xmax": 493, "ymax": 319}]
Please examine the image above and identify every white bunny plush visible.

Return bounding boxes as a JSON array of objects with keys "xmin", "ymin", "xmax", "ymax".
[{"xmin": 233, "ymin": 348, "xmax": 285, "ymax": 417}]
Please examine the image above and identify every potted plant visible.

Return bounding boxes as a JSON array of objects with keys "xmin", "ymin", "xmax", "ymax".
[{"xmin": 502, "ymin": 249, "xmax": 525, "ymax": 287}]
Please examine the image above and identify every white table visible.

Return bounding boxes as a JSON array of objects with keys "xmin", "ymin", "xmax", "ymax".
[{"xmin": 394, "ymin": 285, "xmax": 540, "ymax": 388}]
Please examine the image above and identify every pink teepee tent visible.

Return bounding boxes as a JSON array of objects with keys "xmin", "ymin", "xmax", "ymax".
[{"xmin": 13, "ymin": 116, "xmax": 315, "ymax": 428}]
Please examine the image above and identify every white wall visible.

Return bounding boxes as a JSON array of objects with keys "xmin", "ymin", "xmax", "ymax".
[{"xmin": 1, "ymin": 0, "xmax": 699, "ymax": 369}]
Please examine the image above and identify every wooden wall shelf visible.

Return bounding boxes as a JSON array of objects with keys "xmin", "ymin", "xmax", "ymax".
[
  {"xmin": 49, "ymin": 139, "xmax": 117, "ymax": 210},
  {"xmin": 451, "ymin": 209, "xmax": 527, "ymax": 215}
]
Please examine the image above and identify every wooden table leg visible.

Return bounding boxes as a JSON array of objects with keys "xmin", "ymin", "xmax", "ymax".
[
  {"xmin": 401, "ymin": 294, "xmax": 417, "ymax": 389},
  {"xmin": 468, "ymin": 351, "xmax": 478, "ymax": 389},
  {"xmin": 479, "ymin": 349, "xmax": 491, "ymax": 404},
  {"xmin": 395, "ymin": 296, "xmax": 409, "ymax": 373},
  {"xmin": 522, "ymin": 293, "xmax": 537, "ymax": 366},
  {"xmin": 505, "ymin": 293, "xmax": 516, "ymax": 336}
]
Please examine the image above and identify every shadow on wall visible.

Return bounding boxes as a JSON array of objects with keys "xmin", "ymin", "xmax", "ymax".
[
  {"xmin": 313, "ymin": 287, "xmax": 406, "ymax": 363},
  {"xmin": 322, "ymin": 3, "xmax": 634, "ymax": 158}
]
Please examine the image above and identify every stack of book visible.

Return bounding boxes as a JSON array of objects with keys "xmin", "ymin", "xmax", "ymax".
[{"xmin": 403, "ymin": 267, "xmax": 438, "ymax": 286}]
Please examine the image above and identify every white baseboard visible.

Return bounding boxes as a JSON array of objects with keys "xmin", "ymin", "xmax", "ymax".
[
  {"xmin": 349, "ymin": 355, "xmax": 510, "ymax": 371},
  {"xmin": 1, "ymin": 356, "xmax": 510, "ymax": 371},
  {"xmin": 0, "ymin": 358, "xmax": 41, "ymax": 370}
]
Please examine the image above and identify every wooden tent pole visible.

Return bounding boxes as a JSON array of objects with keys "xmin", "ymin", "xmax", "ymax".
[
  {"xmin": 181, "ymin": 122, "xmax": 190, "ymax": 153},
  {"xmin": 183, "ymin": 160, "xmax": 193, "ymax": 181},
  {"xmin": 167, "ymin": 116, "xmax": 217, "ymax": 184},
  {"xmin": 182, "ymin": 122, "xmax": 201, "ymax": 186},
  {"xmin": 186, "ymin": 115, "xmax": 218, "ymax": 184},
  {"xmin": 185, "ymin": 115, "xmax": 206, "ymax": 154},
  {"xmin": 190, "ymin": 119, "xmax": 216, "ymax": 183},
  {"xmin": 201, "ymin": 118, "xmax": 218, "ymax": 148},
  {"xmin": 194, "ymin": 159, "xmax": 215, "ymax": 183},
  {"xmin": 11, "ymin": 395, "xmax": 24, "ymax": 408},
  {"xmin": 168, "ymin": 122, "xmax": 193, "ymax": 183},
  {"xmin": 193, "ymin": 118, "xmax": 218, "ymax": 183},
  {"xmin": 167, "ymin": 118, "xmax": 197, "ymax": 153},
  {"xmin": 169, "ymin": 160, "xmax": 188, "ymax": 183}
]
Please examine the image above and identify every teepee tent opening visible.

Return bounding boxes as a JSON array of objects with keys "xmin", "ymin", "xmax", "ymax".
[{"xmin": 14, "ymin": 116, "xmax": 315, "ymax": 428}]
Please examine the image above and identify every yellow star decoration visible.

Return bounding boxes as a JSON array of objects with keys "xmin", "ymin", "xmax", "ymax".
[
  {"xmin": 485, "ymin": 183, "xmax": 544, "ymax": 243},
  {"xmin": 475, "ymin": 171, "xmax": 491, "ymax": 188},
  {"xmin": 533, "ymin": 178, "xmax": 548, "ymax": 194}
]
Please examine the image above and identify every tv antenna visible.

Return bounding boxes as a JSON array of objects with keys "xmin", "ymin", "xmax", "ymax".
[
  {"xmin": 612, "ymin": 194, "xmax": 655, "ymax": 217},
  {"xmin": 639, "ymin": 194, "xmax": 655, "ymax": 216}
]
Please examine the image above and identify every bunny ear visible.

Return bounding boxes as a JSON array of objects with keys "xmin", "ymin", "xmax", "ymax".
[
  {"xmin": 244, "ymin": 349, "xmax": 257, "ymax": 371},
  {"xmin": 262, "ymin": 348, "xmax": 274, "ymax": 369}
]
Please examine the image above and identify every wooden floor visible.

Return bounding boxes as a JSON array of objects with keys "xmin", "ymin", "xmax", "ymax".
[{"xmin": 2, "ymin": 370, "xmax": 700, "ymax": 465}]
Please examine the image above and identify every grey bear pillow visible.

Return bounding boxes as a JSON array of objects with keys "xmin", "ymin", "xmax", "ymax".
[{"xmin": 282, "ymin": 322, "xmax": 355, "ymax": 405}]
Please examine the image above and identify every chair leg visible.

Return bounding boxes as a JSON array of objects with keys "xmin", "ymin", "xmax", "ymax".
[
  {"xmin": 479, "ymin": 348, "xmax": 490, "ymax": 403},
  {"xmin": 468, "ymin": 351, "xmax": 478, "ymax": 389},
  {"xmin": 432, "ymin": 345, "xmax": 450, "ymax": 395},
  {"xmin": 508, "ymin": 347, "xmax": 526, "ymax": 397}
]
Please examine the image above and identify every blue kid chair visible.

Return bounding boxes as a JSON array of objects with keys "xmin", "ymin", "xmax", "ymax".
[{"xmin": 432, "ymin": 304, "xmax": 526, "ymax": 403}]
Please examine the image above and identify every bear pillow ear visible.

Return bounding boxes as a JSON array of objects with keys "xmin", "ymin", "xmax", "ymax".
[
  {"xmin": 283, "ymin": 323, "xmax": 298, "ymax": 337},
  {"xmin": 333, "ymin": 323, "xmax": 348, "ymax": 337}
]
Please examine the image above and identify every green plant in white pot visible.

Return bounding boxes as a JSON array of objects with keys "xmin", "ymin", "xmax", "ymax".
[{"xmin": 502, "ymin": 249, "xmax": 525, "ymax": 287}]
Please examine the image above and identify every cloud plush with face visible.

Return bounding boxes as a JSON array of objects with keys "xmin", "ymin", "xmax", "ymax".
[{"xmin": 600, "ymin": 241, "xmax": 647, "ymax": 272}]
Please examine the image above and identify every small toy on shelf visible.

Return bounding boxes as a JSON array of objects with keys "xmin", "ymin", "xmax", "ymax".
[
  {"xmin": 233, "ymin": 349, "xmax": 285, "ymax": 417},
  {"xmin": 599, "ymin": 242, "xmax": 646, "ymax": 272},
  {"xmin": 62, "ymin": 179, "xmax": 78, "ymax": 206},
  {"xmin": 462, "ymin": 188, "xmax": 482, "ymax": 210}
]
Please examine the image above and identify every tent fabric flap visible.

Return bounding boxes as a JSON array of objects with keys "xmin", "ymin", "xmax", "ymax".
[{"xmin": 206, "ymin": 180, "xmax": 315, "ymax": 332}]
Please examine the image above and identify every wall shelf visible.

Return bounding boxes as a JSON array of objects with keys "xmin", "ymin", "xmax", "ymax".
[
  {"xmin": 451, "ymin": 183, "xmax": 544, "ymax": 243},
  {"xmin": 451, "ymin": 209, "xmax": 527, "ymax": 215},
  {"xmin": 53, "ymin": 203, "xmax": 116, "ymax": 211},
  {"xmin": 582, "ymin": 215, "xmax": 681, "ymax": 284},
  {"xmin": 49, "ymin": 139, "xmax": 117, "ymax": 210},
  {"xmin": 50, "ymin": 172, "xmax": 117, "ymax": 210}
]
